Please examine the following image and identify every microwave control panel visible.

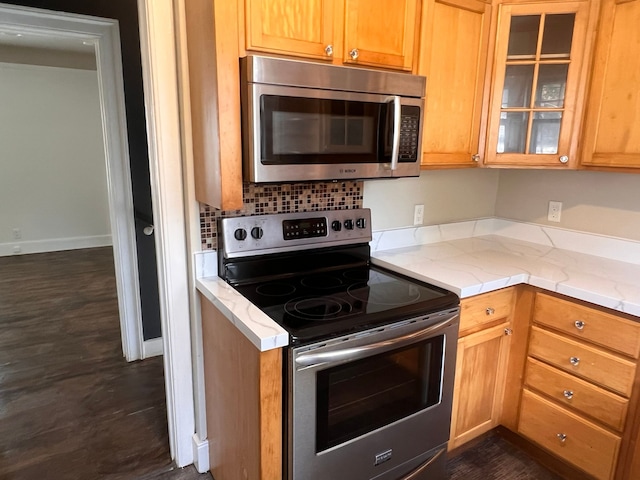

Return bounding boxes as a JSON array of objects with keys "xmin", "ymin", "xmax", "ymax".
[{"xmin": 399, "ymin": 105, "xmax": 421, "ymax": 161}]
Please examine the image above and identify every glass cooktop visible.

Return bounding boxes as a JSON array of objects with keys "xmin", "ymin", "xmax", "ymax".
[{"xmin": 232, "ymin": 264, "xmax": 459, "ymax": 345}]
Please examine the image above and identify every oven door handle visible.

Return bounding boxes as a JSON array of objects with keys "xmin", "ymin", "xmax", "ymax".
[
  {"xmin": 295, "ymin": 315, "xmax": 456, "ymax": 368},
  {"xmin": 387, "ymin": 95, "xmax": 401, "ymax": 171}
]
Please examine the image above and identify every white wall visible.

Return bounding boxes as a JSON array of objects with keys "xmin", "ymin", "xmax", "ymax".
[
  {"xmin": 0, "ymin": 63, "xmax": 111, "ymax": 255},
  {"xmin": 364, "ymin": 167, "xmax": 640, "ymax": 243},
  {"xmin": 364, "ymin": 168, "xmax": 500, "ymax": 230},
  {"xmin": 495, "ymin": 169, "xmax": 640, "ymax": 241}
]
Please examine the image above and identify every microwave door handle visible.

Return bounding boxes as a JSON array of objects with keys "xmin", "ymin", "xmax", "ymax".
[
  {"xmin": 387, "ymin": 95, "xmax": 401, "ymax": 171},
  {"xmin": 295, "ymin": 315, "xmax": 456, "ymax": 368}
]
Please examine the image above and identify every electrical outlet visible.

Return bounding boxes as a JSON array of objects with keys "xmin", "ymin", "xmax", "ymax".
[
  {"xmin": 413, "ymin": 204, "xmax": 425, "ymax": 226},
  {"xmin": 548, "ymin": 201, "xmax": 562, "ymax": 222},
  {"xmin": 12, "ymin": 228, "xmax": 21, "ymax": 240}
]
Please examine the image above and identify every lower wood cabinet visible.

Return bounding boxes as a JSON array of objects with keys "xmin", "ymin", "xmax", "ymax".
[
  {"xmin": 518, "ymin": 292, "xmax": 640, "ymax": 480},
  {"xmin": 449, "ymin": 287, "xmax": 515, "ymax": 449},
  {"xmin": 519, "ymin": 389, "xmax": 621, "ymax": 480},
  {"xmin": 449, "ymin": 322, "xmax": 511, "ymax": 449},
  {"xmin": 200, "ymin": 295, "xmax": 282, "ymax": 480}
]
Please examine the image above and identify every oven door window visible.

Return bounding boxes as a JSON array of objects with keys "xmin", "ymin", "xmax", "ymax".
[
  {"xmin": 315, "ymin": 335, "xmax": 444, "ymax": 452},
  {"xmin": 260, "ymin": 95, "xmax": 389, "ymax": 165}
]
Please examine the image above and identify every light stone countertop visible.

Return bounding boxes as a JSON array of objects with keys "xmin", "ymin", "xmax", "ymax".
[
  {"xmin": 371, "ymin": 219, "xmax": 640, "ymax": 317},
  {"xmin": 196, "ymin": 218, "xmax": 640, "ymax": 351},
  {"xmin": 195, "ymin": 252, "xmax": 289, "ymax": 352}
]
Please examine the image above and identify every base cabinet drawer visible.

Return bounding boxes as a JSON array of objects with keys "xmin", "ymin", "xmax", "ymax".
[
  {"xmin": 519, "ymin": 389, "xmax": 621, "ymax": 480},
  {"xmin": 533, "ymin": 293, "xmax": 640, "ymax": 358},
  {"xmin": 460, "ymin": 287, "xmax": 514, "ymax": 335},
  {"xmin": 524, "ymin": 357, "xmax": 629, "ymax": 432},
  {"xmin": 528, "ymin": 326, "xmax": 636, "ymax": 396}
]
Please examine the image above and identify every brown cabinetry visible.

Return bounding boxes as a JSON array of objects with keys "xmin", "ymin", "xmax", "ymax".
[
  {"xmin": 519, "ymin": 292, "xmax": 640, "ymax": 480},
  {"xmin": 183, "ymin": 0, "xmax": 244, "ymax": 210},
  {"xmin": 483, "ymin": 0, "xmax": 594, "ymax": 168},
  {"xmin": 418, "ymin": 0, "xmax": 491, "ymax": 167},
  {"xmin": 519, "ymin": 389, "xmax": 621, "ymax": 480},
  {"xmin": 449, "ymin": 287, "xmax": 515, "ymax": 449},
  {"xmin": 200, "ymin": 295, "xmax": 282, "ymax": 480},
  {"xmin": 243, "ymin": 0, "xmax": 422, "ymax": 71},
  {"xmin": 580, "ymin": 0, "xmax": 640, "ymax": 170},
  {"xmin": 244, "ymin": 0, "xmax": 335, "ymax": 60}
]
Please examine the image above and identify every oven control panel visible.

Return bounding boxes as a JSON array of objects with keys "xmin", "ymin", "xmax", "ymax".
[
  {"xmin": 283, "ymin": 217, "xmax": 327, "ymax": 240},
  {"xmin": 219, "ymin": 209, "xmax": 372, "ymax": 258}
]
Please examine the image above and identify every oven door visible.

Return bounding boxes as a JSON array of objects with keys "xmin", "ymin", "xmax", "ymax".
[
  {"xmin": 287, "ymin": 309, "xmax": 459, "ymax": 480},
  {"xmin": 242, "ymin": 83, "xmax": 423, "ymax": 183}
]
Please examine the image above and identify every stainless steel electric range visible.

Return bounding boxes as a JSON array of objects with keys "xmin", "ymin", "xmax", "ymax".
[{"xmin": 217, "ymin": 208, "xmax": 460, "ymax": 480}]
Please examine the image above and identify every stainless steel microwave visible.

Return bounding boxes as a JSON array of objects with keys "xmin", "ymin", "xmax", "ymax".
[{"xmin": 240, "ymin": 55, "xmax": 426, "ymax": 183}]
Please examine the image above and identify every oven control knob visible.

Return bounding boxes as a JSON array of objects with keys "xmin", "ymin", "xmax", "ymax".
[
  {"xmin": 251, "ymin": 226, "xmax": 264, "ymax": 240},
  {"xmin": 331, "ymin": 220, "xmax": 342, "ymax": 232},
  {"xmin": 356, "ymin": 218, "xmax": 366, "ymax": 229},
  {"xmin": 234, "ymin": 228, "xmax": 247, "ymax": 241},
  {"xmin": 344, "ymin": 219, "xmax": 354, "ymax": 230}
]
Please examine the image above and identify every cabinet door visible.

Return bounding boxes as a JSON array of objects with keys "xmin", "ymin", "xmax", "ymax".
[
  {"xmin": 245, "ymin": 0, "xmax": 335, "ymax": 60},
  {"xmin": 449, "ymin": 323, "xmax": 511, "ymax": 449},
  {"xmin": 419, "ymin": 0, "xmax": 491, "ymax": 167},
  {"xmin": 484, "ymin": 1, "xmax": 591, "ymax": 167},
  {"xmin": 342, "ymin": 0, "xmax": 421, "ymax": 71},
  {"xmin": 581, "ymin": 0, "xmax": 640, "ymax": 169}
]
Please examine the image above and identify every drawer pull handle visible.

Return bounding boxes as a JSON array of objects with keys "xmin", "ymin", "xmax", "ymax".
[
  {"xmin": 563, "ymin": 389, "xmax": 574, "ymax": 400},
  {"xmin": 486, "ymin": 307, "xmax": 495, "ymax": 315},
  {"xmin": 569, "ymin": 356, "xmax": 580, "ymax": 366},
  {"xmin": 557, "ymin": 433, "xmax": 567, "ymax": 443},
  {"xmin": 504, "ymin": 328, "xmax": 513, "ymax": 336},
  {"xmin": 574, "ymin": 320, "xmax": 585, "ymax": 330}
]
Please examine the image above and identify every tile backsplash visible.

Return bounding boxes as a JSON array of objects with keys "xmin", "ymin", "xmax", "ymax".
[{"xmin": 200, "ymin": 181, "xmax": 363, "ymax": 250}]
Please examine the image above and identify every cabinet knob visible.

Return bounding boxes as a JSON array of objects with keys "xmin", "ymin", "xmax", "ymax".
[
  {"xmin": 472, "ymin": 154, "xmax": 480, "ymax": 162},
  {"xmin": 504, "ymin": 328, "xmax": 513, "ymax": 336},
  {"xmin": 325, "ymin": 44, "xmax": 333, "ymax": 57},
  {"xmin": 486, "ymin": 307, "xmax": 495, "ymax": 315},
  {"xmin": 569, "ymin": 356, "xmax": 580, "ymax": 366},
  {"xmin": 557, "ymin": 433, "xmax": 567, "ymax": 444},
  {"xmin": 563, "ymin": 389, "xmax": 574, "ymax": 400},
  {"xmin": 559, "ymin": 155, "xmax": 569, "ymax": 164},
  {"xmin": 574, "ymin": 320, "xmax": 585, "ymax": 330},
  {"xmin": 349, "ymin": 48, "xmax": 359, "ymax": 60}
]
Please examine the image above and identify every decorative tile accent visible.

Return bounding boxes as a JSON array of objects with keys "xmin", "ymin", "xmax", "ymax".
[{"xmin": 200, "ymin": 181, "xmax": 363, "ymax": 250}]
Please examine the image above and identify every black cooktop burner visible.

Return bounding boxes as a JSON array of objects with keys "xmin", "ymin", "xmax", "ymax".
[{"xmin": 232, "ymin": 263, "xmax": 459, "ymax": 345}]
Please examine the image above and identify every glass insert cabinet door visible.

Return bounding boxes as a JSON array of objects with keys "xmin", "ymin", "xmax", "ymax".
[{"xmin": 485, "ymin": 1, "xmax": 591, "ymax": 166}]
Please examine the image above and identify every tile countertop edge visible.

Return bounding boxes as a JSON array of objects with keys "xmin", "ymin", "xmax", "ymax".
[{"xmin": 194, "ymin": 251, "xmax": 289, "ymax": 352}]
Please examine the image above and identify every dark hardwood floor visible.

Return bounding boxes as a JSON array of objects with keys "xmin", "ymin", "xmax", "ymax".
[{"xmin": 0, "ymin": 247, "xmax": 210, "ymax": 480}]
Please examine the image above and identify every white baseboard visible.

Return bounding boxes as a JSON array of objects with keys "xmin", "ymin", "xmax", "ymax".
[
  {"xmin": 142, "ymin": 337, "xmax": 163, "ymax": 358},
  {"xmin": 0, "ymin": 234, "xmax": 112, "ymax": 257},
  {"xmin": 192, "ymin": 433, "xmax": 209, "ymax": 473}
]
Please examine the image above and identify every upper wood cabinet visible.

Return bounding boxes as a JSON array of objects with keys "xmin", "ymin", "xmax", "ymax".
[
  {"xmin": 341, "ymin": 0, "xmax": 421, "ymax": 71},
  {"xmin": 244, "ymin": 0, "xmax": 335, "ymax": 60},
  {"xmin": 418, "ymin": 0, "xmax": 491, "ymax": 167},
  {"xmin": 483, "ymin": 0, "xmax": 594, "ymax": 168},
  {"xmin": 580, "ymin": 0, "xmax": 640, "ymax": 170},
  {"xmin": 183, "ymin": 0, "xmax": 244, "ymax": 210},
  {"xmin": 242, "ymin": 0, "xmax": 422, "ymax": 72}
]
